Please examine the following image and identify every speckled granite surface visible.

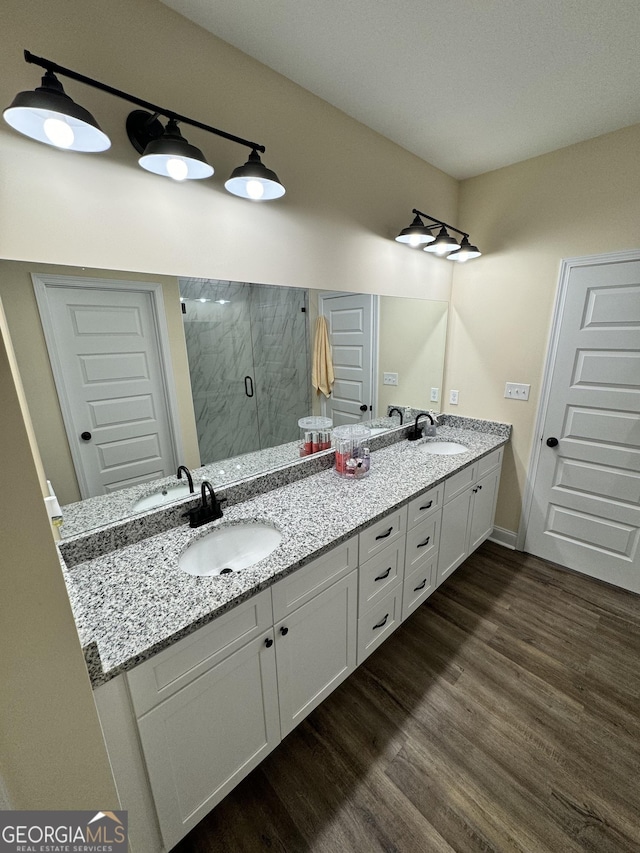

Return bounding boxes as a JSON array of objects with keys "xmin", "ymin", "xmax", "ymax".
[
  {"xmin": 61, "ymin": 421, "xmax": 510, "ymax": 687},
  {"xmin": 59, "ymin": 418, "xmax": 407, "ymax": 539}
]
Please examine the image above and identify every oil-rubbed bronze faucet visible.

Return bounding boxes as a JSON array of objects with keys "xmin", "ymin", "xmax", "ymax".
[
  {"xmin": 388, "ymin": 407, "xmax": 404, "ymax": 424},
  {"xmin": 407, "ymin": 411, "xmax": 435, "ymax": 441},
  {"xmin": 176, "ymin": 465, "xmax": 195, "ymax": 493},
  {"xmin": 183, "ymin": 481, "xmax": 226, "ymax": 528}
]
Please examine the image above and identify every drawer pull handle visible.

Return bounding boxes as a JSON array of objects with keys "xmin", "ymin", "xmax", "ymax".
[
  {"xmin": 414, "ymin": 579, "xmax": 427, "ymax": 592},
  {"xmin": 477, "ymin": 484, "xmax": 483, "ymax": 490},
  {"xmin": 280, "ymin": 626, "xmax": 289, "ymax": 636},
  {"xmin": 264, "ymin": 637, "xmax": 273, "ymax": 648},
  {"xmin": 375, "ymin": 527, "xmax": 393, "ymax": 541},
  {"xmin": 375, "ymin": 567, "xmax": 392, "ymax": 581},
  {"xmin": 373, "ymin": 613, "xmax": 389, "ymax": 630},
  {"xmin": 417, "ymin": 536, "xmax": 431, "ymax": 548},
  {"xmin": 419, "ymin": 500, "xmax": 433, "ymax": 511}
]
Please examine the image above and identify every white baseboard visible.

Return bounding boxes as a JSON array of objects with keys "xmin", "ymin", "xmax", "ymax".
[{"xmin": 488, "ymin": 526, "xmax": 517, "ymax": 550}]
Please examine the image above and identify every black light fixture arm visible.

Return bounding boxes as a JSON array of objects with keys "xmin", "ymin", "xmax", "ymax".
[
  {"xmin": 412, "ymin": 208, "xmax": 469, "ymax": 238},
  {"xmin": 23, "ymin": 50, "xmax": 265, "ymax": 153}
]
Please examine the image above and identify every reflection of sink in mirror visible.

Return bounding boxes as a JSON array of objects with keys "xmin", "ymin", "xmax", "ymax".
[
  {"xmin": 421, "ymin": 442, "xmax": 469, "ymax": 455},
  {"xmin": 178, "ymin": 522, "xmax": 282, "ymax": 577},
  {"xmin": 132, "ymin": 484, "xmax": 193, "ymax": 512}
]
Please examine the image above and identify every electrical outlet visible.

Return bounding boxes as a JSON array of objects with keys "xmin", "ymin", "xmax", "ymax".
[
  {"xmin": 504, "ymin": 382, "xmax": 530, "ymax": 400},
  {"xmin": 383, "ymin": 372, "xmax": 399, "ymax": 386},
  {"xmin": 430, "ymin": 387, "xmax": 439, "ymax": 402},
  {"xmin": 449, "ymin": 390, "xmax": 459, "ymax": 405}
]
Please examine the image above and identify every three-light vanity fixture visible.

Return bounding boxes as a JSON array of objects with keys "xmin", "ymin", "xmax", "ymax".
[
  {"xmin": 396, "ymin": 209, "xmax": 481, "ymax": 261},
  {"xmin": 3, "ymin": 50, "xmax": 285, "ymax": 200}
]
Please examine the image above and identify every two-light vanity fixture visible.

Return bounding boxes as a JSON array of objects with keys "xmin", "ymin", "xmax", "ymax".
[
  {"xmin": 3, "ymin": 50, "xmax": 285, "ymax": 200},
  {"xmin": 396, "ymin": 209, "xmax": 481, "ymax": 262}
]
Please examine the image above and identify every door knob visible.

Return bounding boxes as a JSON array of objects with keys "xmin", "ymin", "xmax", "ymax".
[
  {"xmin": 360, "ymin": 404, "xmax": 368, "ymax": 412},
  {"xmin": 546, "ymin": 437, "xmax": 559, "ymax": 447},
  {"xmin": 80, "ymin": 431, "xmax": 92, "ymax": 441}
]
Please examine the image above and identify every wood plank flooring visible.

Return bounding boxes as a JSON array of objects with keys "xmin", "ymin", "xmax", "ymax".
[{"xmin": 175, "ymin": 542, "xmax": 640, "ymax": 853}]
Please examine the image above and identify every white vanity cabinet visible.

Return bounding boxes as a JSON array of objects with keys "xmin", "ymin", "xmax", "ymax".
[
  {"xmin": 402, "ymin": 485, "xmax": 443, "ymax": 619},
  {"xmin": 272, "ymin": 538, "xmax": 358, "ymax": 737},
  {"xmin": 356, "ymin": 507, "xmax": 407, "ymax": 663},
  {"xmin": 126, "ymin": 590, "xmax": 279, "ymax": 851},
  {"xmin": 123, "ymin": 538, "xmax": 359, "ymax": 850},
  {"xmin": 437, "ymin": 448, "xmax": 503, "ymax": 586}
]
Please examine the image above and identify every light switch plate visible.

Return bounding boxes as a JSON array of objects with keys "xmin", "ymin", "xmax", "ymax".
[
  {"xmin": 383, "ymin": 372, "xmax": 399, "ymax": 386},
  {"xmin": 505, "ymin": 382, "xmax": 530, "ymax": 400}
]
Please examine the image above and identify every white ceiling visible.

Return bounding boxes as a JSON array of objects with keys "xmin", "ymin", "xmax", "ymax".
[{"xmin": 160, "ymin": 0, "xmax": 640, "ymax": 179}]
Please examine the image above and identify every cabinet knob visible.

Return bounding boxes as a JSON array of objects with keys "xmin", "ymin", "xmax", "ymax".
[
  {"xmin": 264, "ymin": 637, "xmax": 273, "ymax": 648},
  {"xmin": 546, "ymin": 436, "xmax": 559, "ymax": 447},
  {"xmin": 280, "ymin": 626, "xmax": 289, "ymax": 636}
]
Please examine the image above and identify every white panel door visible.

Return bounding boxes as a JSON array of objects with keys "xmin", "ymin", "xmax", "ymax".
[
  {"xmin": 35, "ymin": 278, "xmax": 178, "ymax": 497},
  {"xmin": 320, "ymin": 293, "xmax": 374, "ymax": 426},
  {"xmin": 525, "ymin": 257, "xmax": 640, "ymax": 592}
]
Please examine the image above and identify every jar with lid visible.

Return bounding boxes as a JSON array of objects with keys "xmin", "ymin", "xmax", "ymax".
[{"xmin": 333, "ymin": 424, "xmax": 372, "ymax": 477}]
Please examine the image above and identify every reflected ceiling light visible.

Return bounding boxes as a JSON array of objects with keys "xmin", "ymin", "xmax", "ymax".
[
  {"xmin": 3, "ymin": 68, "xmax": 110, "ymax": 152},
  {"xmin": 394, "ymin": 213, "xmax": 435, "ymax": 247},
  {"xmin": 395, "ymin": 208, "xmax": 481, "ymax": 261},
  {"xmin": 424, "ymin": 226, "xmax": 461, "ymax": 255},
  {"xmin": 215, "ymin": 298, "xmax": 230, "ymax": 304},
  {"xmin": 448, "ymin": 235, "xmax": 482, "ymax": 262},
  {"xmin": 4, "ymin": 50, "xmax": 285, "ymax": 200},
  {"xmin": 225, "ymin": 149, "xmax": 285, "ymax": 200}
]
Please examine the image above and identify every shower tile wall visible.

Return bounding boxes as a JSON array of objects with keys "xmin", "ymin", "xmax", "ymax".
[{"xmin": 180, "ymin": 279, "xmax": 310, "ymax": 465}]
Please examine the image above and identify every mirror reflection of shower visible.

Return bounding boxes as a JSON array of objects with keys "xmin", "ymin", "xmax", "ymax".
[{"xmin": 180, "ymin": 278, "xmax": 311, "ymax": 465}]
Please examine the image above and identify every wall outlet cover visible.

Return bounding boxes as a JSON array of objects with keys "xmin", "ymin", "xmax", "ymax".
[
  {"xmin": 430, "ymin": 387, "xmax": 439, "ymax": 402},
  {"xmin": 449, "ymin": 390, "xmax": 459, "ymax": 405}
]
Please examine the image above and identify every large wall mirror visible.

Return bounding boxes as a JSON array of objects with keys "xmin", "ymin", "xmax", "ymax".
[{"xmin": 0, "ymin": 259, "xmax": 447, "ymax": 536}]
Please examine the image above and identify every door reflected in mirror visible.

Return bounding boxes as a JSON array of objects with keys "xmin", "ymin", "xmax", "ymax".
[{"xmin": 0, "ymin": 258, "xmax": 447, "ymax": 536}]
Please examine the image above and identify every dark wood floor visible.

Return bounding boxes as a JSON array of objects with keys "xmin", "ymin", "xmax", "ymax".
[{"xmin": 176, "ymin": 542, "xmax": 640, "ymax": 853}]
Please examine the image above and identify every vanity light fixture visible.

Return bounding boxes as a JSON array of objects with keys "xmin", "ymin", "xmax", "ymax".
[
  {"xmin": 395, "ymin": 208, "xmax": 481, "ymax": 260},
  {"xmin": 4, "ymin": 50, "xmax": 285, "ymax": 199}
]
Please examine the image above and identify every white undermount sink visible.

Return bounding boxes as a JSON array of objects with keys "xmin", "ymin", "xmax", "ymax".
[
  {"xmin": 421, "ymin": 441, "xmax": 469, "ymax": 455},
  {"xmin": 178, "ymin": 522, "xmax": 282, "ymax": 577},
  {"xmin": 132, "ymin": 483, "xmax": 193, "ymax": 512}
]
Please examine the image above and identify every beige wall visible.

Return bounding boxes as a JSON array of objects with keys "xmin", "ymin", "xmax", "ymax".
[
  {"xmin": 377, "ymin": 297, "xmax": 448, "ymax": 414},
  {"xmin": 0, "ymin": 261, "xmax": 199, "ymax": 504},
  {"xmin": 447, "ymin": 123, "xmax": 640, "ymax": 534},
  {"xmin": 0, "ymin": 304, "xmax": 118, "ymax": 809}
]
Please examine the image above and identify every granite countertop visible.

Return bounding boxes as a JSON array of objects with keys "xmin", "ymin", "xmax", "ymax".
[{"xmin": 62, "ymin": 423, "xmax": 509, "ymax": 687}]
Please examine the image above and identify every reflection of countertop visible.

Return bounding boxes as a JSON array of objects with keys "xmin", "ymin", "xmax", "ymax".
[{"xmin": 62, "ymin": 421, "xmax": 510, "ymax": 687}]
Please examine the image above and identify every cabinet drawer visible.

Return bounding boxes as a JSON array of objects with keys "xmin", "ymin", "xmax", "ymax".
[
  {"xmin": 443, "ymin": 463, "xmax": 477, "ymax": 503},
  {"xmin": 127, "ymin": 589, "xmax": 273, "ymax": 717},
  {"xmin": 407, "ymin": 485, "xmax": 442, "ymax": 529},
  {"xmin": 405, "ymin": 511, "xmax": 441, "ymax": 574},
  {"xmin": 402, "ymin": 558, "xmax": 436, "ymax": 620},
  {"xmin": 357, "ymin": 585, "xmax": 403, "ymax": 665},
  {"xmin": 272, "ymin": 536, "xmax": 358, "ymax": 622},
  {"xmin": 478, "ymin": 447, "xmax": 503, "ymax": 478},
  {"xmin": 358, "ymin": 538, "xmax": 405, "ymax": 614},
  {"xmin": 359, "ymin": 506, "xmax": 407, "ymax": 563}
]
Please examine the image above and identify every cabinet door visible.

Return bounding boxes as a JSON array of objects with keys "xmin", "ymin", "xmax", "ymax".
[
  {"xmin": 468, "ymin": 467, "xmax": 501, "ymax": 553},
  {"xmin": 437, "ymin": 485, "xmax": 473, "ymax": 586},
  {"xmin": 275, "ymin": 571, "xmax": 357, "ymax": 738},
  {"xmin": 137, "ymin": 632, "xmax": 279, "ymax": 850}
]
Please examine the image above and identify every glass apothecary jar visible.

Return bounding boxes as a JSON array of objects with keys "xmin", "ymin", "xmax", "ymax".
[
  {"xmin": 298, "ymin": 416, "xmax": 333, "ymax": 456},
  {"xmin": 333, "ymin": 424, "xmax": 371, "ymax": 478}
]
